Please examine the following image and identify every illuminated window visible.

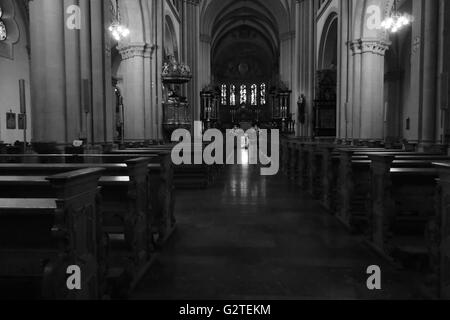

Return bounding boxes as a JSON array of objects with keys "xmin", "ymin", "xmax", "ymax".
[
  {"xmin": 240, "ymin": 85, "xmax": 247, "ymax": 105},
  {"xmin": 260, "ymin": 83, "xmax": 267, "ymax": 105},
  {"xmin": 230, "ymin": 85, "xmax": 236, "ymax": 106},
  {"xmin": 221, "ymin": 84, "xmax": 227, "ymax": 105},
  {"xmin": 251, "ymin": 84, "xmax": 257, "ymax": 106}
]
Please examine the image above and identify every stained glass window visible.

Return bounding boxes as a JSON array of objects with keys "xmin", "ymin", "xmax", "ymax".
[
  {"xmin": 260, "ymin": 83, "xmax": 267, "ymax": 105},
  {"xmin": 251, "ymin": 84, "xmax": 258, "ymax": 106},
  {"xmin": 240, "ymin": 85, "xmax": 247, "ymax": 105},
  {"xmin": 230, "ymin": 85, "xmax": 236, "ymax": 106},
  {"xmin": 221, "ymin": 84, "xmax": 227, "ymax": 105}
]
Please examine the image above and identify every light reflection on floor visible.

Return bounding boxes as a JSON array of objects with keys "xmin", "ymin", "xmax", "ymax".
[
  {"xmin": 241, "ymin": 148, "xmax": 249, "ymax": 165},
  {"xmin": 133, "ymin": 164, "xmax": 426, "ymax": 300}
]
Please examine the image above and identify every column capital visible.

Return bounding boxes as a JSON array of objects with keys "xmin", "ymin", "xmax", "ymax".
[
  {"xmin": 349, "ymin": 39, "xmax": 391, "ymax": 56},
  {"xmin": 118, "ymin": 43, "xmax": 155, "ymax": 60}
]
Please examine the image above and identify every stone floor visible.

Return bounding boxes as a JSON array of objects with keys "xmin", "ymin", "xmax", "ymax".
[{"xmin": 132, "ymin": 165, "xmax": 427, "ymax": 300}]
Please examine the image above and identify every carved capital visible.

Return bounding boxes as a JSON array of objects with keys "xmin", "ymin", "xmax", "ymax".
[
  {"xmin": 118, "ymin": 43, "xmax": 155, "ymax": 60},
  {"xmin": 349, "ymin": 39, "xmax": 390, "ymax": 56}
]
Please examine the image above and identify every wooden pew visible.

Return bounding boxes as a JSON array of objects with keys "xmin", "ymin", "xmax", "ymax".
[
  {"xmin": 110, "ymin": 147, "xmax": 214, "ymax": 189},
  {"xmin": 369, "ymin": 155, "xmax": 439, "ymax": 255},
  {"xmin": 0, "ymin": 153, "xmax": 159, "ymax": 164},
  {"xmin": 433, "ymin": 162, "xmax": 450, "ymax": 299},
  {"xmin": 280, "ymin": 137, "xmax": 304, "ymax": 177},
  {"xmin": 0, "ymin": 153, "xmax": 175, "ymax": 245},
  {"xmin": 304, "ymin": 145, "xmax": 388, "ymax": 198},
  {"xmin": 0, "ymin": 169, "xmax": 104, "ymax": 300},
  {"xmin": 367, "ymin": 155, "xmax": 450, "ymax": 298},
  {"xmin": 336, "ymin": 150, "xmax": 447, "ymax": 232},
  {"xmin": 0, "ymin": 159, "xmax": 158, "ymax": 296},
  {"xmin": 320, "ymin": 148, "xmax": 422, "ymax": 211}
]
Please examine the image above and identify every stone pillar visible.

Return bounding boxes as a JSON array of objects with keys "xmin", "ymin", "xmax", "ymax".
[
  {"xmin": 64, "ymin": 0, "xmax": 82, "ymax": 143},
  {"xmin": 151, "ymin": 0, "xmax": 165, "ymax": 141},
  {"xmin": 90, "ymin": 0, "xmax": 113, "ymax": 146},
  {"xmin": 438, "ymin": 0, "xmax": 450, "ymax": 145},
  {"xmin": 338, "ymin": 0, "xmax": 352, "ymax": 142},
  {"xmin": 293, "ymin": 0, "xmax": 301, "ymax": 135},
  {"xmin": 409, "ymin": 0, "xmax": 439, "ymax": 149},
  {"xmin": 30, "ymin": 0, "xmax": 67, "ymax": 144},
  {"xmin": 79, "ymin": 0, "xmax": 92, "ymax": 141},
  {"xmin": 30, "ymin": 0, "xmax": 113, "ymax": 147},
  {"xmin": 419, "ymin": 0, "xmax": 439, "ymax": 149},
  {"xmin": 119, "ymin": 43, "xmax": 151, "ymax": 141},
  {"xmin": 350, "ymin": 39, "xmax": 389, "ymax": 141},
  {"xmin": 350, "ymin": 40, "xmax": 362, "ymax": 141},
  {"xmin": 296, "ymin": 0, "xmax": 316, "ymax": 138},
  {"xmin": 182, "ymin": 0, "xmax": 200, "ymax": 130}
]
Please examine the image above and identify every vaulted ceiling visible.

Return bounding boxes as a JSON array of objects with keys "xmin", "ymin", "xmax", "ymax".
[
  {"xmin": 201, "ymin": 0, "xmax": 293, "ymax": 82},
  {"xmin": 201, "ymin": 0, "xmax": 293, "ymax": 53}
]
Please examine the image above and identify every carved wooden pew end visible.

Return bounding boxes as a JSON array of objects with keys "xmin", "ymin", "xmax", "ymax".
[{"xmin": 0, "ymin": 168, "xmax": 104, "ymax": 300}]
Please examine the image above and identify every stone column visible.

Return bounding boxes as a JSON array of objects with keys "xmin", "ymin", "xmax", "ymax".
[
  {"xmin": 438, "ymin": 0, "xmax": 450, "ymax": 145},
  {"xmin": 90, "ymin": 0, "xmax": 113, "ymax": 146},
  {"xmin": 350, "ymin": 40, "xmax": 362, "ymax": 141},
  {"xmin": 419, "ymin": 0, "xmax": 439, "ymax": 149},
  {"xmin": 30, "ymin": 0, "xmax": 67, "ymax": 144},
  {"xmin": 119, "ymin": 44, "xmax": 145, "ymax": 141},
  {"xmin": 306, "ymin": 0, "xmax": 317, "ymax": 138},
  {"xmin": 293, "ymin": 0, "xmax": 301, "ymax": 136},
  {"xmin": 296, "ymin": 0, "xmax": 315, "ymax": 138},
  {"xmin": 182, "ymin": 0, "xmax": 200, "ymax": 131},
  {"xmin": 338, "ymin": 0, "xmax": 352, "ymax": 142},
  {"xmin": 150, "ymin": 0, "xmax": 164, "ymax": 141},
  {"xmin": 350, "ymin": 39, "xmax": 389, "ymax": 141},
  {"xmin": 64, "ymin": 0, "xmax": 82, "ymax": 143},
  {"xmin": 79, "ymin": 0, "xmax": 92, "ymax": 142},
  {"xmin": 30, "ymin": 0, "xmax": 113, "ymax": 147},
  {"xmin": 409, "ymin": 0, "xmax": 439, "ymax": 149},
  {"xmin": 119, "ymin": 43, "xmax": 153, "ymax": 141}
]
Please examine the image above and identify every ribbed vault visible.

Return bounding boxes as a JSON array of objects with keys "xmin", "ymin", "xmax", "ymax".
[{"xmin": 200, "ymin": 0, "xmax": 292, "ymax": 84}]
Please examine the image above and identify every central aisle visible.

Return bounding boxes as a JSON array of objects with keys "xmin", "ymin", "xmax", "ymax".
[{"xmin": 133, "ymin": 165, "xmax": 424, "ymax": 300}]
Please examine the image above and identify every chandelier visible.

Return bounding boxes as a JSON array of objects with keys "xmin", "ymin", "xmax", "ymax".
[
  {"xmin": 0, "ymin": 6, "xmax": 7, "ymax": 41},
  {"xmin": 380, "ymin": 0, "xmax": 413, "ymax": 33},
  {"xmin": 109, "ymin": 0, "xmax": 130, "ymax": 41}
]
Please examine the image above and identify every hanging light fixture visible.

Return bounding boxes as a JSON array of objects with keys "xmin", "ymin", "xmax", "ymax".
[
  {"xmin": 0, "ymin": 6, "xmax": 7, "ymax": 41},
  {"xmin": 109, "ymin": 0, "xmax": 130, "ymax": 42},
  {"xmin": 380, "ymin": 0, "xmax": 413, "ymax": 33}
]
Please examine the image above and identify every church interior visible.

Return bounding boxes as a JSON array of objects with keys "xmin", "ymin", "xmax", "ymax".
[{"xmin": 1, "ymin": 0, "xmax": 450, "ymax": 301}]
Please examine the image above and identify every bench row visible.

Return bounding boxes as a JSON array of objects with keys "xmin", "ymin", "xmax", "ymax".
[
  {"xmin": 281, "ymin": 138, "xmax": 450, "ymax": 299},
  {"xmin": 0, "ymin": 155, "xmax": 175, "ymax": 300}
]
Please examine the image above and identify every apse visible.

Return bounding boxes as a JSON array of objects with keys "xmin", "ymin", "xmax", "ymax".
[
  {"xmin": 200, "ymin": 0, "xmax": 292, "ymax": 127},
  {"xmin": 199, "ymin": 0, "xmax": 292, "ymax": 87},
  {"xmin": 205, "ymin": 0, "xmax": 286, "ymax": 84},
  {"xmin": 212, "ymin": 26, "xmax": 275, "ymax": 84}
]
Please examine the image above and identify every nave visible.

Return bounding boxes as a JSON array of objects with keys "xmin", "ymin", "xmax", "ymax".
[{"xmin": 132, "ymin": 165, "xmax": 424, "ymax": 300}]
